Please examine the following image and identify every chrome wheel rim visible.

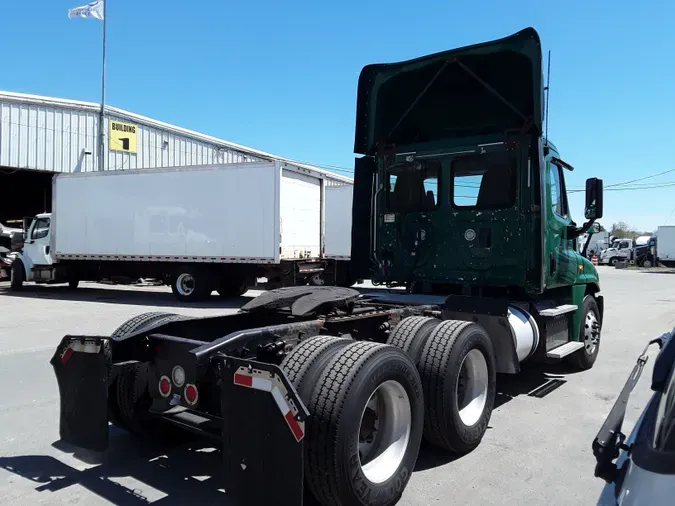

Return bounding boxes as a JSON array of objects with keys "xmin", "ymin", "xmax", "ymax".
[
  {"xmin": 176, "ymin": 273, "xmax": 195, "ymax": 296},
  {"xmin": 358, "ymin": 380, "xmax": 411, "ymax": 484},
  {"xmin": 310, "ymin": 273, "xmax": 325, "ymax": 286},
  {"xmin": 456, "ymin": 349, "xmax": 489, "ymax": 427},
  {"xmin": 584, "ymin": 311, "xmax": 600, "ymax": 355}
]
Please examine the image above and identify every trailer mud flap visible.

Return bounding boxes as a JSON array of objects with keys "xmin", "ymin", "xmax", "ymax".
[
  {"xmin": 50, "ymin": 336, "xmax": 111, "ymax": 453},
  {"xmin": 218, "ymin": 356, "xmax": 309, "ymax": 506}
]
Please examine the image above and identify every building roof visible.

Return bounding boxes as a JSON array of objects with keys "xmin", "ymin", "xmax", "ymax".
[{"xmin": 0, "ymin": 90, "xmax": 354, "ymax": 184}]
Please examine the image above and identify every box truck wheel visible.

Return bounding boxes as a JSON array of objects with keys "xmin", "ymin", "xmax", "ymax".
[
  {"xmin": 10, "ymin": 259, "xmax": 25, "ymax": 290},
  {"xmin": 419, "ymin": 320, "xmax": 496, "ymax": 454},
  {"xmin": 566, "ymin": 295, "xmax": 601, "ymax": 371},
  {"xmin": 386, "ymin": 316, "xmax": 441, "ymax": 365},
  {"xmin": 171, "ymin": 267, "xmax": 210, "ymax": 302},
  {"xmin": 216, "ymin": 275, "xmax": 248, "ymax": 298},
  {"xmin": 305, "ymin": 341, "xmax": 423, "ymax": 506}
]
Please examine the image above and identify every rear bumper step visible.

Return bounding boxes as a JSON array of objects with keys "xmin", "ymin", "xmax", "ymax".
[{"xmin": 547, "ymin": 341, "xmax": 584, "ymax": 358}]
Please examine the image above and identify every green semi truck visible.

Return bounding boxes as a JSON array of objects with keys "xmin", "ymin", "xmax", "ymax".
[{"xmin": 50, "ymin": 27, "xmax": 603, "ymax": 506}]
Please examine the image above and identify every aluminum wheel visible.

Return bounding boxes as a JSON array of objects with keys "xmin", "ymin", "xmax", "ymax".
[
  {"xmin": 583, "ymin": 310, "xmax": 600, "ymax": 354},
  {"xmin": 357, "ymin": 380, "xmax": 412, "ymax": 484},
  {"xmin": 456, "ymin": 349, "xmax": 489, "ymax": 427},
  {"xmin": 175, "ymin": 273, "xmax": 195, "ymax": 297}
]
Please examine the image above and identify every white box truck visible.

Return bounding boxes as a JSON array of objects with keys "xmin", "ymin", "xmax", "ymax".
[
  {"xmin": 656, "ymin": 225, "xmax": 675, "ymax": 267},
  {"xmin": 9, "ymin": 161, "xmax": 355, "ymax": 301},
  {"xmin": 317, "ymin": 182, "xmax": 355, "ymax": 286}
]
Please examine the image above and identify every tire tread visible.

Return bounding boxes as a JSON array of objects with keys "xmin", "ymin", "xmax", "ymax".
[
  {"xmin": 418, "ymin": 320, "xmax": 471, "ymax": 449},
  {"xmin": 306, "ymin": 341, "xmax": 389, "ymax": 506}
]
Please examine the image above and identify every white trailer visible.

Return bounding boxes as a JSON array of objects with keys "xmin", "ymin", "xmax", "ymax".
[
  {"xmin": 320, "ymin": 183, "xmax": 356, "ymax": 286},
  {"xmin": 656, "ymin": 225, "xmax": 675, "ymax": 267},
  {"xmin": 9, "ymin": 161, "xmax": 355, "ymax": 301}
]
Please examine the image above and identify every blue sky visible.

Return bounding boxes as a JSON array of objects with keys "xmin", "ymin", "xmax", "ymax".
[{"xmin": 1, "ymin": 0, "xmax": 674, "ymax": 232}]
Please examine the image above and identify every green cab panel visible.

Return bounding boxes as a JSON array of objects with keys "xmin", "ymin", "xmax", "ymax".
[{"xmin": 354, "ymin": 27, "xmax": 544, "ymax": 155}]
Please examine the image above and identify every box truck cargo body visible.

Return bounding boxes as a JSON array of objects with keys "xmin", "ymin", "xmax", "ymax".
[
  {"xmin": 10, "ymin": 161, "xmax": 355, "ymax": 301},
  {"xmin": 319, "ymin": 183, "xmax": 354, "ymax": 286},
  {"xmin": 657, "ymin": 225, "xmax": 675, "ymax": 267}
]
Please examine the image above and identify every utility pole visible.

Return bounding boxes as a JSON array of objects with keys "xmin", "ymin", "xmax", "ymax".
[{"xmin": 97, "ymin": 0, "xmax": 107, "ymax": 171}]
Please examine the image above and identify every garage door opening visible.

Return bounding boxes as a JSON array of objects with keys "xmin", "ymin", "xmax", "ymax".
[{"xmin": 0, "ymin": 167, "xmax": 54, "ymax": 227}]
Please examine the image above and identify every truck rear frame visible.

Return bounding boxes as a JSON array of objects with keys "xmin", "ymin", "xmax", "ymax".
[{"xmin": 51, "ymin": 284, "xmax": 602, "ymax": 506}]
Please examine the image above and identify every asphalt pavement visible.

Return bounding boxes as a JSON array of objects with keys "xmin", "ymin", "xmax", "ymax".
[{"xmin": 0, "ymin": 268, "xmax": 672, "ymax": 505}]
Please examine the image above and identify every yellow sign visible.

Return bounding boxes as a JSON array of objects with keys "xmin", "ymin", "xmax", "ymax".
[{"xmin": 109, "ymin": 120, "xmax": 138, "ymax": 153}]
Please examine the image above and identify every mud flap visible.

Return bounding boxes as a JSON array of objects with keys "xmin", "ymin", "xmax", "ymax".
[
  {"xmin": 50, "ymin": 336, "xmax": 111, "ymax": 453},
  {"xmin": 217, "ymin": 356, "xmax": 309, "ymax": 506}
]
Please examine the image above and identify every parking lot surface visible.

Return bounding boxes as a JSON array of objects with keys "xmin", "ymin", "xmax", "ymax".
[{"xmin": 0, "ymin": 268, "xmax": 672, "ymax": 505}]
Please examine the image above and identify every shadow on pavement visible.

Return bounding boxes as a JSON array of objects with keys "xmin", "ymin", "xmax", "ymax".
[
  {"xmin": 0, "ymin": 362, "xmax": 575, "ymax": 504},
  {"xmin": 494, "ymin": 361, "xmax": 575, "ymax": 410},
  {"xmin": 0, "ymin": 282, "xmax": 255, "ymax": 309},
  {"xmin": 0, "ymin": 431, "xmax": 232, "ymax": 505}
]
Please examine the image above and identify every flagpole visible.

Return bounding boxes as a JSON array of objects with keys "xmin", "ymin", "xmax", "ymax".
[{"xmin": 98, "ymin": 0, "xmax": 107, "ymax": 171}]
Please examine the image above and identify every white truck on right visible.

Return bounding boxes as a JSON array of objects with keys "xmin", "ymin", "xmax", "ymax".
[
  {"xmin": 599, "ymin": 238, "xmax": 634, "ymax": 266},
  {"xmin": 656, "ymin": 225, "xmax": 675, "ymax": 267}
]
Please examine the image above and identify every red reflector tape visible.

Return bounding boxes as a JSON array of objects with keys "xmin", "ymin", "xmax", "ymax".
[
  {"xmin": 233, "ymin": 366, "xmax": 305, "ymax": 442},
  {"xmin": 233, "ymin": 373, "xmax": 253, "ymax": 387},
  {"xmin": 284, "ymin": 411, "xmax": 305, "ymax": 442},
  {"xmin": 60, "ymin": 347, "xmax": 74, "ymax": 365}
]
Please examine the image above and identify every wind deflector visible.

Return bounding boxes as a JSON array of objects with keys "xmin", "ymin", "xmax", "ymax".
[{"xmin": 354, "ymin": 27, "xmax": 543, "ymax": 155}]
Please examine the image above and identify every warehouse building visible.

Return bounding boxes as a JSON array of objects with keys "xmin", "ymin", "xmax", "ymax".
[{"xmin": 0, "ymin": 90, "xmax": 352, "ymax": 225}]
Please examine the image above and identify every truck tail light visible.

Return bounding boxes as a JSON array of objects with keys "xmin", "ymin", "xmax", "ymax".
[
  {"xmin": 159, "ymin": 376, "xmax": 172, "ymax": 397},
  {"xmin": 184, "ymin": 384, "xmax": 199, "ymax": 406}
]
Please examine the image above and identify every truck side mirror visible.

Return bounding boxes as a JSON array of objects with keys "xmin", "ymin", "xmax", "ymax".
[
  {"xmin": 22, "ymin": 216, "xmax": 34, "ymax": 232},
  {"xmin": 585, "ymin": 178, "xmax": 603, "ymax": 220}
]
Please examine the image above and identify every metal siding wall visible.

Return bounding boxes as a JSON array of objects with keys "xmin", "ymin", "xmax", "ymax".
[{"xmin": 0, "ymin": 96, "xmax": 304, "ymax": 176}]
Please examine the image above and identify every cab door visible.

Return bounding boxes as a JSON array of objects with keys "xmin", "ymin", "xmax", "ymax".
[
  {"xmin": 545, "ymin": 158, "xmax": 578, "ymax": 288},
  {"xmin": 23, "ymin": 217, "xmax": 53, "ymax": 270}
]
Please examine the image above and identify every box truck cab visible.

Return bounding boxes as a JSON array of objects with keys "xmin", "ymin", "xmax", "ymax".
[{"xmin": 10, "ymin": 213, "xmax": 74, "ymax": 288}]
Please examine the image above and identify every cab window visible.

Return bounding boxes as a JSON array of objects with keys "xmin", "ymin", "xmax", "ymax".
[
  {"xmin": 31, "ymin": 218, "xmax": 50, "ymax": 240},
  {"xmin": 451, "ymin": 152, "xmax": 516, "ymax": 209},
  {"xmin": 549, "ymin": 162, "xmax": 568, "ymax": 218},
  {"xmin": 387, "ymin": 159, "xmax": 440, "ymax": 213}
]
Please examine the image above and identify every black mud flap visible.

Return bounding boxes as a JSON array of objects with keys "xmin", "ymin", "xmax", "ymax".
[
  {"xmin": 217, "ymin": 356, "xmax": 309, "ymax": 506},
  {"xmin": 50, "ymin": 336, "xmax": 111, "ymax": 453}
]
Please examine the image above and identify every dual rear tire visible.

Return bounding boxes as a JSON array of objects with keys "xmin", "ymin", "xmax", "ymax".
[
  {"xmin": 386, "ymin": 316, "xmax": 497, "ymax": 454},
  {"xmin": 170, "ymin": 266, "xmax": 248, "ymax": 302},
  {"xmin": 282, "ymin": 317, "xmax": 498, "ymax": 506},
  {"xmin": 282, "ymin": 337, "xmax": 424, "ymax": 506}
]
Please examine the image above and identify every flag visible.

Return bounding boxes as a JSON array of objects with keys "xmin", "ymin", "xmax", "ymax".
[{"xmin": 68, "ymin": 0, "xmax": 104, "ymax": 20}]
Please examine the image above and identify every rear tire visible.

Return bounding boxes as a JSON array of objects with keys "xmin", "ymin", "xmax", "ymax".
[
  {"xmin": 216, "ymin": 275, "xmax": 248, "ymax": 298},
  {"xmin": 386, "ymin": 316, "xmax": 441, "ymax": 365},
  {"xmin": 281, "ymin": 335, "xmax": 352, "ymax": 404},
  {"xmin": 109, "ymin": 312, "xmax": 186, "ymax": 435},
  {"xmin": 305, "ymin": 341, "xmax": 423, "ymax": 506},
  {"xmin": 10, "ymin": 260, "xmax": 24, "ymax": 290},
  {"xmin": 171, "ymin": 267, "xmax": 210, "ymax": 302},
  {"xmin": 68, "ymin": 279, "xmax": 79, "ymax": 289},
  {"xmin": 419, "ymin": 320, "xmax": 496, "ymax": 454}
]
